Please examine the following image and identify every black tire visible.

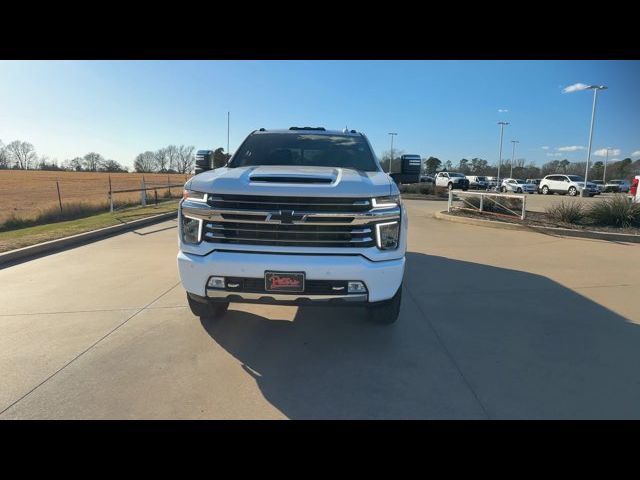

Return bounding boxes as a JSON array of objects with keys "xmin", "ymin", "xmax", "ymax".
[
  {"xmin": 568, "ymin": 186, "xmax": 577, "ymax": 196},
  {"xmin": 517, "ymin": 188, "xmax": 523, "ymax": 193},
  {"xmin": 448, "ymin": 182, "xmax": 454, "ymax": 191},
  {"xmin": 542, "ymin": 185, "xmax": 550, "ymax": 195},
  {"xmin": 367, "ymin": 285, "xmax": 402, "ymax": 324},
  {"xmin": 187, "ymin": 294, "xmax": 229, "ymax": 320}
]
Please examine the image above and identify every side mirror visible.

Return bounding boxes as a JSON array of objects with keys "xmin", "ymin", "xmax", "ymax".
[{"xmin": 195, "ymin": 150, "xmax": 213, "ymax": 174}]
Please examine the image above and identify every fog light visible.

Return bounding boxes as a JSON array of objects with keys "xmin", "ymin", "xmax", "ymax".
[
  {"xmin": 207, "ymin": 276, "xmax": 225, "ymax": 289},
  {"xmin": 375, "ymin": 221, "xmax": 399, "ymax": 250},
  {"xmin": 182, "ymin": 215, "xmax": 202, "ymax": 244},
  {"xmin": 348, "ymin": 281, "xmax": 367, "ymax": 294}
]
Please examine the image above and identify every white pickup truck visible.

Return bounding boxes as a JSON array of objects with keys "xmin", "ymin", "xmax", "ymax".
[
  {"xmin": 434, "ymin": 171, "xmax": 469, "ymax": 190},
  {"xmin": 178, "ymin": 127, "xmax": 407, "ymax": 324}
]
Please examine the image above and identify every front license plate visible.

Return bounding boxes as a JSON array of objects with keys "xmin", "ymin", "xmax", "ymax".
[{"xmin": 265, "ymin": 271, "xmax": 305, "ymax": 293}]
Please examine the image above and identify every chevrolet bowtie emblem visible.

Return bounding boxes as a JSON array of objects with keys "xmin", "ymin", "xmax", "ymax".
[{"xmin": 267, "ymin": 210, "xmax": 306, "ymax": 224}]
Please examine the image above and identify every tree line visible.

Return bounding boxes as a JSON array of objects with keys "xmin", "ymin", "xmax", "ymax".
[
  {"xmin": 0, "ymin": 138, "xmax": 231, "ymax": 174},
  {"xmin": 380, "ymin": 150, "xmax": 640, "ymax": 181}
]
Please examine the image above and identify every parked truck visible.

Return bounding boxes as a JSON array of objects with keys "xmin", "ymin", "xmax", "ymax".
[
  {"xmin": 388, "ymin": 154, "xmax": 422, "ymax": 184},
  {"xmin": 178, "ymin": 127, "xmax": 407, "ymax": 324}
]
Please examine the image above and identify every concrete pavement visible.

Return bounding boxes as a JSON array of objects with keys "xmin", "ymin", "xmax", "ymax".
[{"xmin": 1, "ymin": 201, "xmax": 639, "ymax": 419}]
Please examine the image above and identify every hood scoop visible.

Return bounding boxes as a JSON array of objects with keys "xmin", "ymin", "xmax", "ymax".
[{"xmin": 249, "ymin": 175, "xmax": 333, "ymax": 184}]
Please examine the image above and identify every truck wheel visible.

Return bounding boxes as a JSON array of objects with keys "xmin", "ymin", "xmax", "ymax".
[
  {"xmin": 187, "ymin": 294, "xmax": 229, "ymax": 320},
  {"xmin": 542, "ymin": 186, "xmax": 549, "ymax": 195},
  {"xmin": 448, "ymin": 183, "xmax": 454, "ymax": 191},
  {"xmin": 367, "ymin": 286, "xmax": 402, "ymax": 324}
]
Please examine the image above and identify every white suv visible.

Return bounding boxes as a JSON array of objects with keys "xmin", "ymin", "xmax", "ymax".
[{"xmin": 539, "ymin": 174, "xmax": 598, "ymax": 197}]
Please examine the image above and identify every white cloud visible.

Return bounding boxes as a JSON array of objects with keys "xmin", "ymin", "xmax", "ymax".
[
  {"xmin": 593, "ymin": 148, "xmax": 621, "ymax": 157},
  {"xmin": 498, "ymin": 108, "xmax": 509, "ymax": 113},
  {"xmin": 631, "ymin": 150, "xmax": 640, "ymax": 158},
  {"xmin": 557, "ymin": 145, "xmax": 585, "ymax": 152},
  {"xmin": 546, "ymin": 153, "xmax": 563, "ymax": 157},
  {"xmin": 563, "ymin": 83, "xmax": 590, "ymax": 93},
  {"xmin": 541, "ymin": 146, "xmax": 550, "ymax": 150}
]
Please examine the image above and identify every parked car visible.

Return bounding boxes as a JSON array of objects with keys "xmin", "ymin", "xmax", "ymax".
[
  {"xmin": 526, "ymin": 178, "xmax": 541, "ymax": 190},
  {"xmin": 591, "ymin": 180, "xmax": 605, "ymax": 194},
  {"xmin": 539, "ymin": 174, "xmax": 599, "ymax": 197},
  {"xmin": 485, "ymin": 176, "xmax": 498, "ymax": 189},
  {"xmin": 178, "ymin": 127, "xmax": 406, "ymax": 324},
  {"xmin": 435, "ymin": 172, "xmax": 469, "ymax": 190},
  {"xmin": 604, "ymin": 179, "xmax": 631, "ymax": 193},
  {"xmin": 500, "ymin": 178, "xmax": 537, "ymax": 194},
  {"xmin": 419, "ymin": 174, "xmax": 434, "ymax": 183},
  {"xmin": 466, "ymin": 175, "xmax": 489, "ymax": 190}
]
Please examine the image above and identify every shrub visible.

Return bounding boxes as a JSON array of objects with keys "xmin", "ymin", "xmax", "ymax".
[
  {"xmin": 545, "ymin": 201, "xmax": 586, "ymax": 224},
  {"xmin": 587, "ymin": 195, "xmax": 640, "ymax": 228},
  {"xmin": 399, "ymin": 183, "xmax": 434, "ymax": 195}
]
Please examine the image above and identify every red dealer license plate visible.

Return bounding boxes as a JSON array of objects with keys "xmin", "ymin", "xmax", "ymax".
[{"xmin": 264, "ymin": 271, "xmax": 305, "ymax": 293}]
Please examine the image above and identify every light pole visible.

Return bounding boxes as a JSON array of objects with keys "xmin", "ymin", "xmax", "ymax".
[
  {"xmin": 581, "ymin": 85, "xmax": 607, "ymax": 197},
  {"xmin": 497, "ymin": 121, "xmax": 509, "ymax": 190},
  {"xmin": 510, "ymin": 140, "xmax": 519, "ymax": 178},
  {"xmin": 388, "ymin": 132, "xmax": 397, "ymax": 173},
  {"xmin": 227, "ymin": 111, "xmax": 230, "ymax": 154},
  {"xmin": 603, "ymin": 147, "xmax": 611, "ymax": 183}
]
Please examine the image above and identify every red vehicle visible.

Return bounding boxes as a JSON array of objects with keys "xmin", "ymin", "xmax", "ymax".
[{"xmin": 631, "ymin": 176, "xmax": 639, "ymax": 202}]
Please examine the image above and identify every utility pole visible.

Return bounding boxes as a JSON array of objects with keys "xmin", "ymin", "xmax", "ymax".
[
  {"xmin": 581, "ymin": 85, "xmax": 607, "ymax": 197},
  {"xmin": 497, "ymin": 121, "xmax": 509, "ymax": 190},
  {"xmin": 227, "ymin": 111, "xmax": 230, "ymax": 154},
  {"xmin": 603, "ymin": 147, "xmax": 611, "ymax": 183},
  {"xmin": 388, "ymin": 132, "xmax": 397, "ymax": 173},
  {"xmin": 510, "ymin": 140, "xmax": 519, "ymax": 178}
]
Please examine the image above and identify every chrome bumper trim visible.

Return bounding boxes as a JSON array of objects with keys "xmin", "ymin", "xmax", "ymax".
[{"xmin": 205, "ymin": 289, "xmax": 368, "ymax": 303}]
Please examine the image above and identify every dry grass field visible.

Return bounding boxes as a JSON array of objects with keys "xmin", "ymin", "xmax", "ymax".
[{"xmin": 0, "ymin": 170, "xmax": 190, "ymax": 224}]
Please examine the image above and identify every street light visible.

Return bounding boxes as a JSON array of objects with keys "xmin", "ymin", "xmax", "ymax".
[
  {"xmin": 497, "ymin": 121, "xmax": 509, "ymax": 190},
  {"xmin": 581, "ymin": 85, "xmax": 607, "ymax": 197},
  {"xmin": 227, "ymin": 111, "xmax": 230, "ymax": 154},
  {"xmin": 603, "ymin": 147, "xmax": 612, "ymax": 183},
  {"xmin": 510, "ymin": 140, "xmax": 519, "ymax": 178},
  {"xmin": 388, "ymin": 132, "xmax": 397, "ymax": 173}
]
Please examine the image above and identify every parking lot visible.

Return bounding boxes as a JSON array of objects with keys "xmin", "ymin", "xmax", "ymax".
[{"xmin": 1, "ymin": 199, "xmax": 639, "ymax": 419}]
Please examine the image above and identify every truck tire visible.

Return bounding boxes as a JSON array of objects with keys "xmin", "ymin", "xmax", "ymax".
[
  {"xmin": 448, "ymin": 182, "xmax": 454, "ymax": 191},
  {"xmin": 367, "ymin": 285, "xmax": 402, "ymax": 324},
  {"xmin": 187, "ymin": 294, "xmax": 229, "ymax": 320}
]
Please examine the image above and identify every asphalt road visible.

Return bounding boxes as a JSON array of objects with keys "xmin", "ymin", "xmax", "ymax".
[{"xmin": 1, "ymin": 200, "xmax": 639, "ymax": 419}]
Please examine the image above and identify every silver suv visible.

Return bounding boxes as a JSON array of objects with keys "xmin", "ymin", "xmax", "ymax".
[{"xmin": 539, "ymin": 174, "xmax": 598, "ymax": 197}]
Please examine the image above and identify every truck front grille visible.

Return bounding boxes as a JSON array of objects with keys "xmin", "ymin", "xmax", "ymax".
[
  {"xmin": 182, "ymin": 194, "xmax": 401, "ymax": 249},
  {"xmin": 203, "ymin": 221, "xmax": 375, "ymax": 248},
  {"xmin": 223, "ymin": 278, "xmax": 359, "ymax": 295}
]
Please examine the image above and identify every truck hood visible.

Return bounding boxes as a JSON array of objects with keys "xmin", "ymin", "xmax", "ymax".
[{"xmin": 186, "ymin": 166, "xmax": 395, "ymax": 198}]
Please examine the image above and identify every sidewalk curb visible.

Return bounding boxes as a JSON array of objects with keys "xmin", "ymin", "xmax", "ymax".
[
  {"xmin": 434, "ymin": 211, "xmax": 640, "ymax": 243},
  {"xmin": 0, "ymin": 211, "xmax": 177, "ymax": 268}
]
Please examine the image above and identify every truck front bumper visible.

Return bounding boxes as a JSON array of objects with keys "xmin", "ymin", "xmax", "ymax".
[{"xmin": 177, "ymin": 250, "xmax": 405, "ymax": 304}]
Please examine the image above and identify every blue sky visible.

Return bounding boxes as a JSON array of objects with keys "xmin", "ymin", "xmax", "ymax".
[{"xmin": 1, "ymin": 60, "xmax": 639, "ymax": 168}]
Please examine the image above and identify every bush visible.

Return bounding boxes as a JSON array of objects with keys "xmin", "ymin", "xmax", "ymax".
[
  {"xmin": 545, "ymin": 201, "xmax": 586, "ymax": 224},
  {"xmin": 587, "ymin": 195, "xmax": 640, "ymax": 228},
  {"xmin": 399, "ymin": 183, "xmax": 434, "ymax": 195},
  {"xmin": 461, "ymin": 194, "xmax": 523, "ymax": 216}
]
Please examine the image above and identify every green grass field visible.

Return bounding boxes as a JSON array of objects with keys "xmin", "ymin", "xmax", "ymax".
[{"xmin": 0, "ymin": 200, "xmax": 178, "ymax": 253}]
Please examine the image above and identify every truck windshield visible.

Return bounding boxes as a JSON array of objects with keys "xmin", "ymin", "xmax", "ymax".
[{"xmin": 228, "ymin": 133, "xmax": 379, "ymax": 171}]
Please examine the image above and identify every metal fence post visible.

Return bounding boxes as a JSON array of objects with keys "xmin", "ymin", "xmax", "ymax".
[
  {"xmin": 448, "ymin": 188, "xmax": 452, "ymax": 212},
  {"xmin": 55, "ymin": 181, "xmax": 63, "ymax": 214},
  {"xmin": 521, "ymin": 194, "xmax": 526, "ymax": 220},
  {"xmin": 141, "ymin": 180, "xmax": 146, "ymax": 206},
  {"xmin": 108, "ymin": 175, "xmax": 113, "ymax": 213}
]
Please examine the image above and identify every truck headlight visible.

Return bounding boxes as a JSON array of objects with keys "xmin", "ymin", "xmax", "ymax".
[
  {"xmin": 182, "ymin": 215, "xmax": 202, "ymax": 244},
  {"xmin": 375, "ymin": 221, "xmax": 399, "ymax": 250},
  {"xmin": 372, "ymin": 195, "xmax": 401, "ymax": 209},
  {"xmin": 182, "ymin": 189, "xmax": 208, "ymax": 202}
]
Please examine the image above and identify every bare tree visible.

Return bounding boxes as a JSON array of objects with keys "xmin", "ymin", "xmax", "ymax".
[
  {"xmin": 153, "ymin": 148, "xmax": 169, "ymax": 172},
  {"xmin": 165, "ymin": 145, "xmax": 180, "ymax": 172},
  {"xmin": 134, "ymin": 151, "xmax": 156, "ymax": 173},
  {"xmin": 6, "ymin": 140, "xmax": 37, "ymax": 170},
  {"xmin": 0, "ymin": 139, "xmax": 9, "ymax": 169},
  {"xmin": 175, "ymin": 145, "xmax": 195, "ymax": 174},
  {"xmin": 83, "ymin": 152, "xmax": 104, "ymax": 171}
]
